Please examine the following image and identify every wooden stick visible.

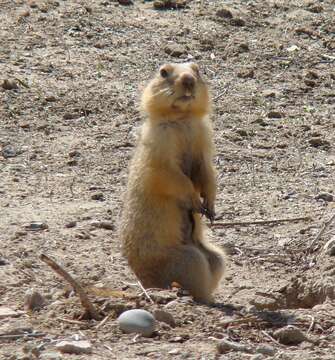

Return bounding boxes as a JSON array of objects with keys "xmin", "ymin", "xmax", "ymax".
[
  {"xmin": 209, "ymin": 216, "xmax": 311, "ymax": 228},
  {"xmin": 308, "ymin": 213, "xmax": 335, "ymax": 253},
  {"xmin": 40, "ymin": 254, "xmax": 101, "ymax": 321},
  {"xmin": 137, "ymin": 280, "xmax": 154, "ymax": 304}
]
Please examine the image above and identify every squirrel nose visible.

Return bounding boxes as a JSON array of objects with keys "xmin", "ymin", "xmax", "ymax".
[{"xmin": 181, "ymin": 73, "xmax": 195, "ymax": 90}]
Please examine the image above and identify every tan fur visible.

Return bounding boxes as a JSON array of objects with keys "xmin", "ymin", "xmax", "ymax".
[{"xmin": 120, "ymin": 63, "xmax": 225, "ymax": 304}]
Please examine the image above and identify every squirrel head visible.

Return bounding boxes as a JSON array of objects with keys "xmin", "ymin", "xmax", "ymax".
[{"xmin": 141, "ymin": 63, "xmax": 211, "ymax": 121}]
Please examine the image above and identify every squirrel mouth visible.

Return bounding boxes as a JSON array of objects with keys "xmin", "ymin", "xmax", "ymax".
[{"xmin": 178, "ymin": 91, "xmax": 195, "ymax": 102}]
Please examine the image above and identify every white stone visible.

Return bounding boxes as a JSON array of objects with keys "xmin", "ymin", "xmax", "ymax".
[
  {"xmin": 117, "ymin": 309, "xmax": 156, "ymax": 337},
  {"xmin": 55, "ymin": 340, "xmax": 92, "ymax": 354},
  {"xmin": 0, "ymin": 307, "xmax": 24, "ymax": 319}
]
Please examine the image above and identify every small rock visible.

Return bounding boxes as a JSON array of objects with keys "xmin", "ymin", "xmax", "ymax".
[
  {"xmin": 154, "ymin": 0, "xmax": 187, "ymax": 9},
  {"xmin": 40, "ymin": 352, "xmax": 62, "ymax": 360},
  {"xmin": 91, "ymin": 193, "xmax": 105, "ymax": 201},
  {"xmin": 230, "ymin": 18, "xmax": 246, "ymax": 27},
  {"xmin": 2, "ymin": 145, "xmax": 18, "ymax": 158},
  {"xmin": 238, "ymin": 43, "xmax": 249, "ymax": 53},
  {"xmin": 0, "ymin": 307, "xmax": 24, "ymax": 319},
  {"xmin": 307, "ymin": 5, "xmax": 323, "ymax": 13},
  {"xmin": 55, "ymin": 340, "xmax": 92, "ymax": 354},
  {"xmin": 217, "ymin": 339, "xmax": 253, "ymax": 354},
  {"xmin": 267, "ymin": 111, "xmax": 284, "ymax": 119},
  {"xmin": 255, "ymin": 345, "xmax": 276, "ymax": 356},
  {"xmin": 154, "ymin": 309, "xmax": 176, "ymax": 327},
  {"xmin": 287, "ymin": 45, "xmax": 300, "ymax": 52},
  {"xmin": 0, "ymin": 257, "xmax": 9, "ymax": 266},
  {"xmin": 304, "ymin": 79, "xmax": 316, "ymax": 87},
  {"xmin": 235, "ymin": 128, "xmax": 248, "ymax": 137},
  {"xmin": 306, "ymin": 70, "xmax": 319, "ymax": 79},
  {"xmin": 250, "ymin": 355, "xmax": 264, "ymax": 360},
  {"xmin": 216, "ymin": 7, "xmax": 233, "ymax": 19},
  {"xmin": 24, "ymin": 289, "xmax": 45, "ymax": 311},
  {"xmin": 65, "ymin": 221, "xmax": 77, "ymax": 228},
  {"xmin": 19, "ymin": 10, "xmax": 31, "ymax": 17},
  {"xmin": 117, "ymin": 309, "xmax": 156, "ymax": 337},
  {"xmin": 90, "ymin": 221, "xmax": 115, "ymax": 230},
  {"xmin": 168, "ymin": 349, "xmax": 180, "ymax": 355},
  {"xmin": 19, "ymin": 123, "xmax": 30, "ymax": 129},
  {"xmin": 262, "ymin": 89, "xmax": 279, "ymax": 98},
  {"xmin": 67, "ymin": 159, "xmax": 78, "ymax": 166},
  {"xmin": 169, "ymin": 335, "xmax": 189, "ymax": 343},
  {"xmin": 69, "ymin": 150, "xmax": 81, "ymax": 158},
  {"xmin": 273, "ymin": 326, "xmax": 307, "ymax": 345},
  {"xmin": 118, "ymin": 0, "xmax": 133, "ymax": 4},
  {"xmin": 25, "ymin": 222, "xmax": 48, "ymax": 231},
  {"xmin": 63, "ymin": 112, "xmax": 79, "ymax": 120},
  {"xmin": 309, "ymin": 137, "xmax": 330, "ymax": 148},
  {"xmin": 237, "ymin": 68, "xmax": 254, "ymax": 79},
  {"xmin": 324, "ymin": 238, "xmax": 335, "ymax": 256},
  {"xmin": 45, "ymin": 95, "xmax": 57, "ymax": 102},
  {"xmin": 315, "ymin": 193, "xmax": 333, "ymax": 202},
  {"xmin": 2, "ymin": 79, "xmax": 18, "ymax": 90},
  {"xmin": 164, "ymin": 43, "xmax": 186, "ymax": 58}
]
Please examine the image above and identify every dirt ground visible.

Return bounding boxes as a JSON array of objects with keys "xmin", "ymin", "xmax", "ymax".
[{"xmin": 1, "ymin": 0, "xmax": 334, "ymax": 359}]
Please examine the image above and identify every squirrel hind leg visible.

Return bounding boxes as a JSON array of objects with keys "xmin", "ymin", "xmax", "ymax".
[{"xmin": 163, "ymin": 245, "xmax": 215, "ymax": 304}]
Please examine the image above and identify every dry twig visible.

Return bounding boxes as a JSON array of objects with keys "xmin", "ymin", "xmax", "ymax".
[
  {"xmin": 210, "ymin": 216, "xmax": 311, "ymax": 228},
  {"xmin": 308, "ymin": 213, "xmax": 335, "ymax": 253},
  {"xmin": 137, "ymin": 280, "xmax": 154, "ymax": 304},
  {"xmin": 40, "ymin": 253, "xmax": 101, "ymax": 321}
]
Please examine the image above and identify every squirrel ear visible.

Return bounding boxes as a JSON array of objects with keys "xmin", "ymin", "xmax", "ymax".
[{"xmin": 190, "ymin": 63, "xmax": 200, "ymax": 74}]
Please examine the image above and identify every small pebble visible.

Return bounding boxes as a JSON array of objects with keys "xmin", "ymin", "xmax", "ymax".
[
  {"xmin": 315, "ymin": 193, "xmax": 334, "ymax": 202},
  {"xmin": 309, "ymin": 137, "xmax": 330, "ymax": 148},
  {"xmin": 2, "ymin": 145, "xmax": 18, "ymax": 158},
  {"xmin": 267, "ymin": 111, "xmax": 284, "ymax": 119},
  {"xmin": 324, "ymin": 238, "xmax": 335, "ymax": 256},
  {"xmin": 154, "ymin": 309, "xmax": 176, "ymax": 327},
  {"xmin": 164, "ymin": 43, "xmax": 186, "ymax": 58},
  {"xmin": 237, "ymin": 68, "xmax": 254, "ymax": 79},
  {"xmin": 90, "ymin": 221, "xmax": 114, "ymax": 230},
  {"xmin": 0, "ymin": 307, "xmax": 24, "ymax": 319},
  {"xmin": 24, "ymin": 289, "xmax": 45, "ymax": 311},
  {"xmin": 2, "ymin": 79, "xmax": 18, "ymax": 90},
  {"xmin": 117, "ymin": 309, "xmax": 156, "ymax": 337},
  {"xmin": 255, "ymin": 345, "xmax": 276, "ymax": 356},
  {"xmin": 91, "ymin": 193, "xmax": 105, "ymax": 201},
  {"xmin": 230, "ymin": 18, "xmax": 246, "ymax": 27},
  {"xmin": 217, "ymin": 339, "xmax": 252, "ymax": 354},
  {"xmin": 0, "ymin": 257, "xmax": 9, "ymax": 266},
  {"xmin": 65, "ymin": 221, "xmax": 77, "ymax": 228},
  {"xmin": 216, "ymin": 8, "xmax": 233, "ymax": 19},
  {"xmin": 118, "ymin": 0, "xmax": 133, "ymax": 5},
  {"xmin": 25, "ymin": 222, "xmax": 48, "ymax": 231},
  {"xmin": 55, "ymin": 340, "xmax": 92, "ymax": 354},
  {"xmin": 40, "ymin": 352, "xmax": 62, "ymax": 360},
  {"xmin": 273, "ymin": 326, "xmax": 307, "ymax": 345}
]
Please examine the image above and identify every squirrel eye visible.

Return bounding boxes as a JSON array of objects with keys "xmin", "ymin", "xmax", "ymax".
[{"xmin": 160, "ymin": 68, "xmax": 169, "ymax": 78}]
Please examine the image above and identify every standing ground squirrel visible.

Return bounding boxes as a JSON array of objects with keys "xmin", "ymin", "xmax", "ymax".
[{"xmin": 120, "ymin": 62, "xmax": 225, "ymax": 303}]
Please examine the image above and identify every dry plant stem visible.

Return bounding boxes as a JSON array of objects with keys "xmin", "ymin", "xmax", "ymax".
[
  {"xmin": 308, "ymin": 213, "xmax": 335, "ymax": 253},
  {"xmin": 0, "ymin": 333, "xmax": 45, "ymax": 340},
  {"xmin": 40, "ymin": 253, "xmax": 101, "ymax": 321},
  {"xmin": 96, "ymin": 314, "xmax": 112, "ymax": 330},
  {"xmin": 210, "ymin": 216, "xmax": 311, "ymax": 228},
  {"xmin": 261, "ymin": 330, "xmax": 282, "ymax": 346},
  {"xmin": 220, "ymin": 316, "xmax": 260, "ymax": 328},
  {"xmin": 137, "ymin": 280, "xmax": 154, "ymax": 304}
]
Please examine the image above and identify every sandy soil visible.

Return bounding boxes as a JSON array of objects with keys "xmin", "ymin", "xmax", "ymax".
[{"xmin": 0, "ymin": 0, "xmax": 334, "ymax": 359}]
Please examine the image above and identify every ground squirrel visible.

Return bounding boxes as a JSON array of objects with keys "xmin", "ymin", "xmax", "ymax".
[{"xmin": 120, "ymin": 62, "xmax": 225, "ymax": 303}]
